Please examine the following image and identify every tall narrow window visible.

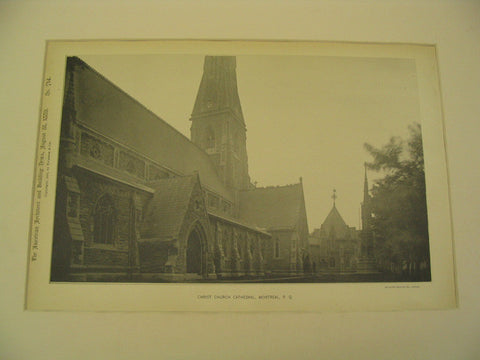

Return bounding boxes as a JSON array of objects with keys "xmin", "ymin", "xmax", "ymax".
[
  {"xmin": 233, "ymin": 131, "xmax": 240, "ymax": 153},
  {"xmin": 275, "ymin": 239, "xmax": 280, "ymax": 258},
  {"xmin": 205, "ymin": 127, "xmax": 215, "ymax": 150},
  {"xmin": 93, "ymin": 195, "xmax": 116, "ymax": 244}
]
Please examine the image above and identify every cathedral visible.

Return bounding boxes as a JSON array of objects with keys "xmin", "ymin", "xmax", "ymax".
[{"xmin": 50, "ymin": 56, "xmax": 310, "ymax": 282}]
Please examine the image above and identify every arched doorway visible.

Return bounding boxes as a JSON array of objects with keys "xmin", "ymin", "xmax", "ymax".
[{"xmin": 186, "ymin": 224, "xmax": 205, "ymax": 275}]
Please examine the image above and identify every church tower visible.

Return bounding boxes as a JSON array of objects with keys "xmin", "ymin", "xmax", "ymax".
[{"xmin": 190, "ymin": 56, "xmax": 251, "ymax": 191}]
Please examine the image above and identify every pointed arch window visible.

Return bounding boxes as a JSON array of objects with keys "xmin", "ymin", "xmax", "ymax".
[
  {"xmin": 205, "ymin": 127, "xmax": 215, "ymax": 150},
  {"xmin": 93, "ymin": 195, "xmax": 116, "ymax": 245},
  {"xmin": 274, "ymin": 238, "xmax": 280, "ymax": 258}
]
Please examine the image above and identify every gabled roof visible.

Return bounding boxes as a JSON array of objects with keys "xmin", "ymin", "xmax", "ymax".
[
  {"xmin": 238, "ymin": 183, "xmax": 304, "ymax": 231},
  {"xmin": 320, "ymin": 205, "xmax": 350, "ymax": 239},
  {"xmin": 68, "ymin": 57, "xmax": 233, "ymax": 202},
  {"xmin": 140, "ymin": 176, "xmax": 197, "ymax": 240}
]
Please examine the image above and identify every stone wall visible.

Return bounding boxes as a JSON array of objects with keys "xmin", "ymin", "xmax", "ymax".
[
  {"xmin": 84, "ymin": 247, "xmax": 129, "ymax": 267},
  {"xmin": 211, "ymin": 218, "xmax": 270, "ymax": 278},
  {"xmin": 71, "ymin": 168, "xmax": 150, "ymax": 270},
  {"xmin": 267, "ymin": 230, "xmax": 297, "ymax": 274}
]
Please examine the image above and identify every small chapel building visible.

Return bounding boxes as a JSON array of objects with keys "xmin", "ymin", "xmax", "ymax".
[
  {"xmin": 51, "ymin": 55, "xmax": 310, "ymax": 282},
  {"xmin": 309, "ymin": 167, "xmax": 377, "ymax": 273},
  {"xmin": 309, "ymin": 191, "xmax": 360, "ymax": 272}
]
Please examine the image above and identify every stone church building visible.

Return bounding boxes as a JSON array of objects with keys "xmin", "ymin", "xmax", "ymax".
[
  {"xmin": 51, "ymin": 56, "xmax": 310, "ymax": 282},
  {"xmin": 309, "ymin": 194, "xmax": 360, "ymax": 272},
  {"xmin": 309, "ymin": 169, "xmax": 376, "ymax": 273}
]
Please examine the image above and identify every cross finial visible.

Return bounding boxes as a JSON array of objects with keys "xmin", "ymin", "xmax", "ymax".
[{"xmin": 332, "ymin": 188, "xmax": 337, "ymax": 206}]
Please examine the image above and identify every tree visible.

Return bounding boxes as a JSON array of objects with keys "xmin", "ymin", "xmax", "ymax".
[{"xmin": 364, "ymin": 123, "xmax": 430, "ymax": 280}]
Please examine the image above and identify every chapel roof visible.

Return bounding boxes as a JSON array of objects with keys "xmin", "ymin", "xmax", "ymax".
[
  {"xmin": 68, "ymin": 56, "xmax": 233, "ymax": 202},
  {"xmin": 320, "ymin": 205, "xmax": 351, "ymax": 239},
  {"xmin": 238, "ymin": 183, "xmax": 305, "ymax": 231}
]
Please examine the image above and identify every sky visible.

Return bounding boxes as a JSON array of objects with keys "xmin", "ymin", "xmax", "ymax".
[{"xmin": 81, "ymin": 53, "xmax": 421, "ymax": 231}]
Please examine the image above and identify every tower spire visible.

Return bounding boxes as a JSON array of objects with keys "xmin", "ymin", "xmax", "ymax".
[
  {"xmin": 190, "ymin": 56, "xmax": 245, "ymax": 126},
  {"xmin": 363, "ymin": 162, "xmax": 369, "ymax": 203},
  {"xmin": 360, "ymin": 164, "xmax": 375, "ymax": 262},
  {"xmin": 361, "ymin": 162, "xmax": 371, "ymax": 231}
]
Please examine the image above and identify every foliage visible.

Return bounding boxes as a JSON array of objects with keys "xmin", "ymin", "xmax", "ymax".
[{"xmin": 364, "ymin": 123, "xmax": 430, "ymax": 280}]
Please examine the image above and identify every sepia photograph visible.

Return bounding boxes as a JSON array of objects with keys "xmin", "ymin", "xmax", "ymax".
[
  {"xmin": 26, "ymin": 40, "xmax": 455, "ymax": 311},
  {"xmin": 5, "ymin": 2, "xmax": 478, "ymax": 358},
  {"xmin": 50, "ymin": 53, "xmax": 431, "ymax": 284}
]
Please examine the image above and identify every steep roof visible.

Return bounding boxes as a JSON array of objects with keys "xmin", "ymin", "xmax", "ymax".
[
  {"xmin": 190, "ymin": 56, "xmax": 245, "ymax": 126},
  {"xmin": 140, "ymin": 176, "xmax": 196, "ymax": 240},
  {"xmin": 238, "ymin": 183, "xmax": 304, "ymax": 231},
  {"xmin": 69, "ymin": 56, "xmax": 233, "ymax": 202},
  {"xmin": 320, "ymin": 205, "xmax": 350, "ymax": 239}
]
